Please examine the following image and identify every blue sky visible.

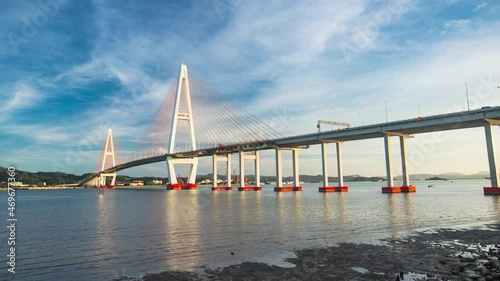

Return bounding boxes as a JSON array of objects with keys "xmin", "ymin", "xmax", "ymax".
[{"xmin": 1, "ymin": 0, "xmax": 500, "ymax": 177}]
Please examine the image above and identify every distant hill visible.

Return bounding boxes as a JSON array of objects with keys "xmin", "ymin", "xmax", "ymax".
[
  {"xmin": 0, "ymin": 166, "xmax": 491, "ymax": 187},
  {"xmin": 0, "ymin": 166, "xmax": 89, "ymax": 186},
  {"xmin": 0, "ymin": 166, "xmax": 167, "ymax": 187},
  {"xmin": 196, "ymin": 174, "xmax": 383, "ymax": 183},
  {"xmin": 395, "ymin": 171, "xmax": 489, "ymax": 181}
]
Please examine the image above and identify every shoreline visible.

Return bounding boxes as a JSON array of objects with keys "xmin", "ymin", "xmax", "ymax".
[
  {"xmin": 0, "ymin": 186, "xmax": 82, "ymax": 190},
  {"xmin": 114, "ymin": 223, "xmax": 500, "ymax": 281}
]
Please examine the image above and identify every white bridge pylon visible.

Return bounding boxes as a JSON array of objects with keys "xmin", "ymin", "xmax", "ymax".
[
  {"xmin": 166, "ymin": 64, "xmax": 198, "ymax": 190},
  {"xmin": 98, "ymin": 128, "xmax": 117, "ymax": 188}
]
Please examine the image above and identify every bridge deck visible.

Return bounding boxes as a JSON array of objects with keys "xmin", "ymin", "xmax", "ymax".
[{"xmin": 275, "ymin": 106, "xmax": 500, "ymax": 146}]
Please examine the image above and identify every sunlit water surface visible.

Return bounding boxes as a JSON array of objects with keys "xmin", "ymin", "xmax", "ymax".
[{"xmin": 1, "ymin": 180, "xmax": 499, "ymax": 280}]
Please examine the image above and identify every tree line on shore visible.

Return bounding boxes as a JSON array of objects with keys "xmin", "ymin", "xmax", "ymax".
[
  {"xmin": 1, "ymin": 166, "xmax": 490, "ymax": 187},
  {"xmin": 0, "ymin": 166, "xmax": 386, "ymax": 187}
]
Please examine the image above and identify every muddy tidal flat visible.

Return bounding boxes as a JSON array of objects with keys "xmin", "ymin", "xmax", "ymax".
[{"xmin": 114, "ymin": 224, "xmax": 500, "ymax": 281}]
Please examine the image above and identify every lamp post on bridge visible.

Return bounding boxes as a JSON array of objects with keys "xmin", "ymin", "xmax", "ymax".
[
  {"xmin": 465, "ymin": 81, "xmax": 470, "ymax": 111},
  {"xmin": 330, "ymin": 109, "xmax": 334, "ymax": 130},
  {"xmin": 385, "ymin": 99, "xmax": 388, "ymax": 122}
]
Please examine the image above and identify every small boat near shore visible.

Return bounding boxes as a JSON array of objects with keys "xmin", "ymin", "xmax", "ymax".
[{"xmin": 428, "ymin": 184, "xmax": 436, "ymax": 188}]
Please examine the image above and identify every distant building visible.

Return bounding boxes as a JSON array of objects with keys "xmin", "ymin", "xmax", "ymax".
[
  {"xmin": 152, "ymin": 179, "xmax": 163, "ymax": 185},
  {"xmin": 199, "ymin": 179, "xmax": 212, "ymax": 184},
  {"xmin": 130, "ymin": 180, "xmax": 144, "ymax": 186}
]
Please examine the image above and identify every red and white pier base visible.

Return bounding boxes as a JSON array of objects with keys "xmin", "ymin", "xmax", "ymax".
[
  {"xmin": 238, "ymin": 151, "xmax": 262, "ymax": 191},
  {"xmin": 167, "ymin": 183, "xmax": 198, "ymax": 190},
  {"xmin": 274, "ymin": 149, "xmax": 302, "ymax": 192},
  {"xmin": 484, "ymin": 121, "xmax": 500, "ymax": 195},
  {"xmin": 318, "ymin": 142, "xmax": 348, "ymax": 192},
  {"xmin": 211, "ymin": 154, "xmax": 233, "ymax": 191},
  {"xmin": 381, "ymin": 134, "xmax": 416, "ymax": 193}
]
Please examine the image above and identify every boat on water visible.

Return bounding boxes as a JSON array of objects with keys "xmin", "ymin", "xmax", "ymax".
[{"xmin": 428, "ymin": 184, "xmax": 436, "ymax": 188}]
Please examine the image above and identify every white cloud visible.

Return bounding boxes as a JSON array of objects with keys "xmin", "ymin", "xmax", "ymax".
[
  {"xmin": 55, "ymin": 57, "xmax": 108, "ymax": 85},
  {"xmin": 444, "ymin": 19, "xmax": 471, "ymax": 30},
  {"xmin": 0, "ymin": 83, "xmax": 43, "ymax": 122},
  {"xmin": 4, "ymin": 124, "xmax": 69, "ymax": 143},
  {"xmin": 5, "ymin": 83, "xmax": 41, "ymax": 111},
  {"xmin": 203, "ymin": 1, "xmax": 367, "ymax": 67},
  {"xmin": 474, "ymin": 2, "xmax": 488, "ymax": 11}
]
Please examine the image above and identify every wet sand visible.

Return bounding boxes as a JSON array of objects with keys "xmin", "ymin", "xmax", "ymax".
[{"xmin": 115, "ymin": 224, "xmax": 500, "ymax": 281}]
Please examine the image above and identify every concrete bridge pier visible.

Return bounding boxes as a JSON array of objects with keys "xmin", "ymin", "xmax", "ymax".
[
  {"xmin": 255, "ymin": 151, "xmax": 261, "ymax": 189},
  {"xmin": 484, "ymin": 121, "xmax": 500, "ymax": 195},
  {"xmin": 211, "ymin": 154, "xmax": 233, "ymax": 190},
  {"xmin": 319, "ymin": 142, "xmax": 348, "ymax": 192},
  {"xmin": 238, "ymin": 151, "xmax": 262, "ymax": 191},
  {"xmin": 166, "ymin": 157, "xmax": 198, "ymax": 190},
  {"xmin": 99, "ymin": 172, "xmax": 116, "ymax": 188},
  {"xmin": 398, "ymin": 135, "xmax": 415, "ymax": 192},
  {"xmin": 382, "ymin": 134, "xmax": 416, "ymax": 193},
  {"xmin": 274, "ymin": 148, "xmax": 302, "ymax": 192}
]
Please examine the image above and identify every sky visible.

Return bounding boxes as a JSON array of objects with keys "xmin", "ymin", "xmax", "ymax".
[{"xmin": 1, "ymin": 0, "xmax": 500, "ymax": 178}]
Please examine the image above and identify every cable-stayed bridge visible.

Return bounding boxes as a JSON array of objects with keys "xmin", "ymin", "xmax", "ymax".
[{"xmin": 81, "ymin": 64, "xmax": 500, "ymax": 195}]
